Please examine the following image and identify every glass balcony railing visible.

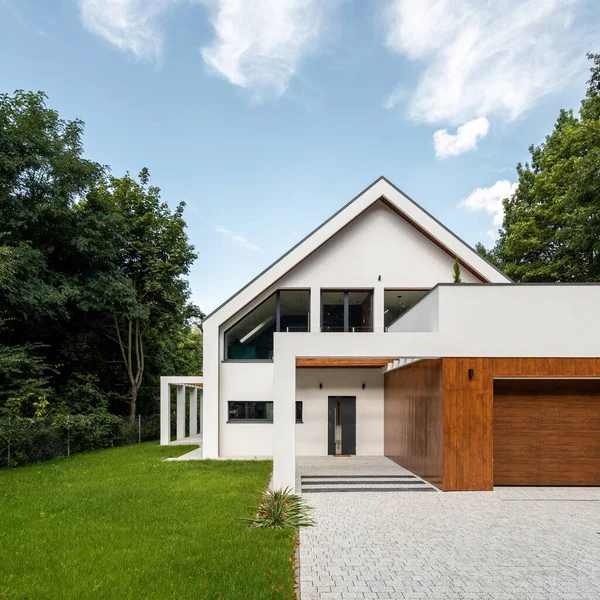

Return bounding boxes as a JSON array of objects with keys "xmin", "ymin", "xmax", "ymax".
[
  {"xmin": 320, "ymin": 325, "xmax": 373, "ymax": 332},
  {"xmin": 284, "ymin": 325, "xmax": 310, "ymax": 332}
]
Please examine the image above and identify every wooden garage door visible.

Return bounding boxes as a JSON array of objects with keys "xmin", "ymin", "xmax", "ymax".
[{"xmin": 494, "ymin": 379, "xmax": 600, "ymax": 485}]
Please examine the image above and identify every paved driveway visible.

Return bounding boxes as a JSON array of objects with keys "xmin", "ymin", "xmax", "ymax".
[{"xmin": 297, "ymin": 456, "xmax": 600, "ymax": 600}]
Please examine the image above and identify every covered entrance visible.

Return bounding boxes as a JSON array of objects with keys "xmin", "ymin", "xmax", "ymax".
[{"xmin": 327, "ymin": 396, "xmax": 356, "ymax": 455}]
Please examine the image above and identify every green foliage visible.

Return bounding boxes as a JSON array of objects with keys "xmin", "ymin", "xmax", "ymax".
[
  {"xmin": 488, "ymin": 54, "xmax": 600, "ymax": 282},
  {"xmin": 452, "ymin": 258, "xmax": 462, "ymax": 283},
  {"xmin": 0, "ymin": 411, "xmax": 135, "ymax": 467},
  {"xmin": 0, "ymin": 446, "xmax": 296, "ymax": 599},
  {"xmin": 245, "ymin": 487, "xmax": 315, "ymax": 529},
  {"xmin": 0, "ymin": 90, "xmax": 202, "ymax": 425}
]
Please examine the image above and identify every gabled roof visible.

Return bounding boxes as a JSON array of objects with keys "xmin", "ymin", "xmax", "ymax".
[{"xmin": 203, "ymin": 176, "xmax": 510, "ymax": 325}]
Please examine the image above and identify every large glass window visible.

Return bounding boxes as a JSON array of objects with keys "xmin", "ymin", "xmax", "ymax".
[
  {"xmin": 321, "ymin": 291, "xmax": 345, "ymax": 332},
  {"xmin": 225, "ymin": 293, "xmax": 277, "ymax": 359},
  {"xmin": 384, "ymin": 289, "xmax": 429, "ymax": 330},
  {"xmin": 348, "ymin": 291, "xmax": 372, "ymax": 332},
  {"xmin": 321, "ymin": 290, "xmax": 373, "ymax": 332},
  {"xmin": 279, "ymin": 290, "xmax": 310, "ymax": 332},
  {"xmin": 224, "ymin": 290, "xmax": 310, "ymax": 359},
  {"xmin": 228, "ymin": 401, "xmax": 273, "ymax": 422}
]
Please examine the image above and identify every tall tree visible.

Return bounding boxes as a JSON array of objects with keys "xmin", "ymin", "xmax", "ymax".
[
  {"xmin": 491, "ymin": 54, "xmax": 600, "ymax": 282},
  {"xmin": 87, "ymin": 170, "xmax": 199, "ymax": 421},
  {"xmin": 1, "ymin": 91, "xmax": 202, "ymax": 420}
]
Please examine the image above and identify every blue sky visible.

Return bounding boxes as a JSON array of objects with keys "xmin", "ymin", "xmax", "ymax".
[{"xmin": 1, "ymin": 0, "xmax": 599, "ymax": 313}]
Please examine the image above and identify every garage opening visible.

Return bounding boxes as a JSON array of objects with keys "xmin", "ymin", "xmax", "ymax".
[{"xmin": 493, "ymin": 378, "xmax": 600, "ymax": 486}]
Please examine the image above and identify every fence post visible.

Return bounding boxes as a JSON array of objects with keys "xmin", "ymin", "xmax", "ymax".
[
  {"xmin": 138, "ymin": 414, "xmax": 141, "ymax": 444},
  {"xmin": 67, "ymin": 415, "xmax": 70, "ymax": 457},
  {"xmin": 7, "ymin": 416, "xmax": 10, "ymax": 466}
]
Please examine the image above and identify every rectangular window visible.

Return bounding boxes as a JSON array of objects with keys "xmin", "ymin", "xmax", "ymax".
[
  {"xmin": 296, "ymin": 401, "xmax": 303, "ymax": 423},
  {"xmin": 228, "ymin": 401, "xmax": 273, "ymax": 422},
  {"xmin": 321, "ymin": 290, "xmax": 373, "ymax": 332},
  {"xmin": 224, "ymin": 289, "xmax": 310, "ymax": 360},
  {"xmin": 279, "ymin": 290, "xmax": 310, "ymax": 332},
  {"xmin": 384, "ymin": 289, "xmax": 429, "ymax": 330}
]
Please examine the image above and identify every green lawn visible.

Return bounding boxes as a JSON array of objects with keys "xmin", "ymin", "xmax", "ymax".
[{"xmin": 0, "ymin": 444, "xmax": 296, "ymax": 600}]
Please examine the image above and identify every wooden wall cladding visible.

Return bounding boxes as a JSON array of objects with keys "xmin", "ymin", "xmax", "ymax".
[
  {"xmin": 442, "ymin": 358, "xmax": 600, "ymax": 491},
  {"xmin": 383, "ymin": 359, "xmax": 443, "ymax": 487},
  {"xmin": 442, "ymin": 358, "xmax": 491, "ymax": 491},
  {"xmin": 296, "ymin": 357, "xmax": 395, "ymax": 368}
]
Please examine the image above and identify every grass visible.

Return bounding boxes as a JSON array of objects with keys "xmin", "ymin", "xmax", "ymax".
[{"xmin": 0, "ymin": 443, "xmax": 296, "ymax": 600}]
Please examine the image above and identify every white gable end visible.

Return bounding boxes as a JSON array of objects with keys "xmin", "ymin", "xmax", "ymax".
[{"xmin": 279, "ymin": 200, "xmax": 481, "ymax": 288}]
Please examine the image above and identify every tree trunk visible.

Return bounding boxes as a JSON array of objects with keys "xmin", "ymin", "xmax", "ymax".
[
  {"xmin": 129, "ymin": 386, "xmax": 137, "ymax": 424},
  {"xmin": 114, "ymin": 312, "xmax": 145, "ymax": 424}
]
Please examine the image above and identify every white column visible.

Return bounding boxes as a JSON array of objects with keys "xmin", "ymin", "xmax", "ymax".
[
  {"xmin": 160, "ymin": 377, "xmax": 171, "ymax": 445},
  {"xmin": 176, "ymin": 385, "xmax": 186, "ymax": 440},
  {"xmin": 189, "ymin": 387, "xmax": 198, "ymax": 437},
  {"xmin": 202, "ymin": 322, "xmax": 219, "ymax": 457},
  {"xmin": 310, "ymin": 286, "xmax": 320, "ymax": 333},
  {"xmin": 272, "ymin": 339, "xmax": 297, "ymax": 492},
  {"xmin": 373, "ymin": 285, "xmax": 384, "ymax": 333}
]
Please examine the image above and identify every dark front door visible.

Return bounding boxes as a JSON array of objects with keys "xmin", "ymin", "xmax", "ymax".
[{"xmin": 327, "ymin": 396, "xmax": 356, "ymax": 455}]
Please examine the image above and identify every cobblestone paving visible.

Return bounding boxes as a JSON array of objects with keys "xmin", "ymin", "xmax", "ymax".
[{"xmin": 297, "ymin": 456, "xmax": 600, "ymax": 600}]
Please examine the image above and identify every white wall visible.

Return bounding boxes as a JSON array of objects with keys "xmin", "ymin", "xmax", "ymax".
[
  {"xmin": 296, "ymin": 368, "xmax": 384, "ymax": 456},
  {"xmin": 436, "ymin": 284, "xmax": 600, "ymax": 357},
  {"xmin": 281, "ymin": 201, "xmax": 481, "ymax": 290},
  {"xmin": 219, "ymin": 362, "xmax": 275, "ymax": 456},
  {"xmin": 389, "ymin": 287, "xmax": 440, "ymax": 332}
]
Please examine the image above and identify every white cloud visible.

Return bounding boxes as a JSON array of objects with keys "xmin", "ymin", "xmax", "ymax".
[
  {"xmin": 433, "ymin": 117, "xmax": 489, "ymax": 158},
  {"xmin": 215, "ymin": 226, "xmax": 259, "ymax": 251},
  {"xmin": 78, "ymin": 0, "xmax": 332, "ymax": 98},
  {"xmin": 79, "ymin": 0, "xmax": 177, "ymax": 62},
  {"xmin": 460, "ymin": 180, "xmax": 518, "ymax": 239},
  {"xmin": 201, "ymin": 0, "xmax": 332, "ymax": 99},
  {"xmin": 383, "ymin": 0, "xmax": 587, "ymax": 124}
]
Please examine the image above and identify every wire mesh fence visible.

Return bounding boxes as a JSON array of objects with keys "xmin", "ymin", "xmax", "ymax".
[{"xmin": 0, "ymin": 413, "xmax": 160, "ymax": 468}]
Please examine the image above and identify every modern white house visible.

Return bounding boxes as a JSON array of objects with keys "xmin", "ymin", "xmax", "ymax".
[{"xmin": 161, "ymin": 177, "xmax": 600, "ymax": 492}]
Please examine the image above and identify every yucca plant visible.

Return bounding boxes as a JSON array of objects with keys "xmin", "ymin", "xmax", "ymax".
[{"xmin": 243, "ymin": 487, "xmax": 315, "ymax": 529}]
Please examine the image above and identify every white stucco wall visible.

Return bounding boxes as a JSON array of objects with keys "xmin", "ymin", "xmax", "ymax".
[
  {"xmin": 280, "ymin": 201, "xmax": 481, "ymax": 291},
  {"xmin": 296, "ymin": 368, "xmax": 384, "ymax": 456},
  {"xmin": 389, "ymin": 287, "xmax": 440, "ymax": 332},
  {"xmin": 219, "ymin": 362, "xmax": 275, "ymax": 456}
]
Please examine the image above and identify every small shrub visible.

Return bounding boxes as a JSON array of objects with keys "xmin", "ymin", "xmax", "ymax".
[{"xmin": 243, "ymin": 487, "xmax": 314, "ymax": 529}]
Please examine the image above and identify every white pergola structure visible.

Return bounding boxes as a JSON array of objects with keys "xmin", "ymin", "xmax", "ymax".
[{"xmin": 159, "ymin": 376, "xmax": 204, "ymax": 446}]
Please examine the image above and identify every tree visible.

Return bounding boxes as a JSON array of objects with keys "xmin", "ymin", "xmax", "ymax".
[
  {"xmin": 452, "ymin": 258, "xmax": 462, "ymax": 283},
  {"xmin": 0, "ymin": 91, "xmax": 110, "ymax": 414},
  {"xmin": 490, "ymin": 54, "xmax": 600, "ymax": 282},
  {"xmin": 1, "ymin": 91, "xmax": 202, "ymax": 421},
  {"xmin": 87, "ymin": 170, "xmax": 199, "ymax": 421}
]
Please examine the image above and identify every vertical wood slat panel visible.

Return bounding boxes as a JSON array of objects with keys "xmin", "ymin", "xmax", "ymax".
[
  {"xmin": 442, "ymin": 358, "xmax": 457, "ymax": 490},
  {"xmin": 384, "ymin": 359, "xmax": 443, "ymax": 488}
]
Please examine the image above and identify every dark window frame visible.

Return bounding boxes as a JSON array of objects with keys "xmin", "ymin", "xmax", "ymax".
[
  {"xmin": 223, "ymin": 289, "xmax": 310, "ymax": 360},
  {"xmin": 227, "ymin": 401, "xmax": 274, "ymax": 423},
  {"xmin": 320, "ymin": 289, "xmax": 374, "ymax": 333}
]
